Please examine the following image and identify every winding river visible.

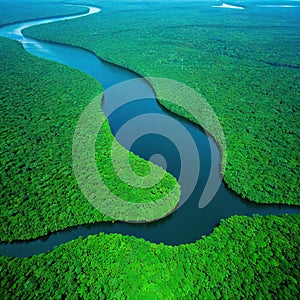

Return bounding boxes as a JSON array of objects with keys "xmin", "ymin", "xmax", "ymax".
[{"xmin": 0, "ymin": 5, "xmax": 299, "ymax": 257}]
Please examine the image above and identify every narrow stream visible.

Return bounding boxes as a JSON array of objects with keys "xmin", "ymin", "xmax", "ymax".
[{"xmin": 0, "ymin": 4, "xmax": 299, "ymax": 257}]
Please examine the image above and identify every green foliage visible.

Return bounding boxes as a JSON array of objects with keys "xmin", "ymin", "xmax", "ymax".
[
  {"xmin": 25, "ymin": 0, "xmax": 300, "ymax": 205},
  {"xmin": 0, "ymin": 30, "xmax": 179, "ymax": 240},
  {"xmin": 0, "ymin": 37, "xmax": 107, "ymax": 241},
  {"xmin": 95, "ymin": 120, "xmax": 179, "ymax": 204},
  {"xmin": 0, "ymin": 1, "xmax": 299, "ymax": 299},
  {"xmin": 1, "ymin": 214, "xmax": 299, "ymax": 299}
]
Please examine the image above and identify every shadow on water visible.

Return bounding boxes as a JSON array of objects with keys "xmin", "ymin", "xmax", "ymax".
[{"xmin": 0, "ymin": 5, "xmax": 299, "ymax": 257}]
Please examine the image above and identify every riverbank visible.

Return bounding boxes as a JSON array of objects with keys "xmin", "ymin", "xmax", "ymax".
[{"xmin": 1, "ymin": 214, "xmax": 299, "ymax": 299}]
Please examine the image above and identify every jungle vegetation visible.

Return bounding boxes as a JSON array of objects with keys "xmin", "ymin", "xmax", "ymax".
[
  {"xmin": 0, "ymin": 0, "xmax": 299, "ymax": 299},
  {"xmin": 1, "ymin": 214, "xmax": 299, "ymax": 299}
]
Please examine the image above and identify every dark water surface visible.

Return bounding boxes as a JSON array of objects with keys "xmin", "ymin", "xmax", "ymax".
[{"xmin": 0, "ymin": 5, "xmax": 299, "ymax": 257}]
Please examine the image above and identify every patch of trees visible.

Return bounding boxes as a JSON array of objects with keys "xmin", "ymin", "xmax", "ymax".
[{"xmin": 1, "ymin": 214, "xmax": 299, "ymax": 299}]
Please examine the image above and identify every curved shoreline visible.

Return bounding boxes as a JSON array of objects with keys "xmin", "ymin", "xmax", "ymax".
[
  {"xmin": 0, "ymin": 4, "xmax": 100, "ymax": 42},
  {"xmin": 0, "ymin": 4, "xmax": 300, "ymax": 256}
]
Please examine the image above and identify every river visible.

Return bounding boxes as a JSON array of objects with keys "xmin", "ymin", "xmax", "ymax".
[{"xmin": 0, "ymin": 4, "xmax": 299, "ymax": 257}]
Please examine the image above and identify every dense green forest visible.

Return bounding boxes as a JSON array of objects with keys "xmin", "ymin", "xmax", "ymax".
[
  {"xmin": 26, "ymin": 0, "xmax": 300, "ymax": 205},
  {"xmin": 1, "ymin": 214, "xmax": 299, "ymax": 299},
  {"xmin": 0, "ymin": 0, "xmax": 299, "ymax": 298},
  {"xmin": 0, "ymin": 5, "xmax": 179, "ymax": 240}
]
